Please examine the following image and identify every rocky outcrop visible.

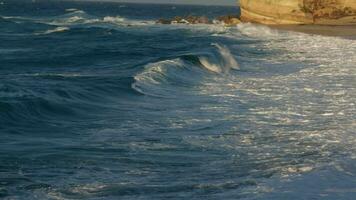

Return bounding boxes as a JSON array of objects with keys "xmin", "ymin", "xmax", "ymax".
[
  {"xmin": 156, "ymin": 15, "xmax": 241, "ymax": 26},
  {"xmin": 216, "ymin": 15, "xmax": 242, "ymax": 26},
  {"xmin": 240, "ymin": 0, "xmax": 356, "ymax": 25},
  {"xmin": 156, "ymin": 16, "xmax": 211, "ymax": 25}
]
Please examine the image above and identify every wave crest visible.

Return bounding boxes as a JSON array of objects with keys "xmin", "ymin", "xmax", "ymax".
[
  {"xmin": 132, "ymin": 43, "xmax": 240, "ymax": 97},
  {"xmin": 65, "ymin": 8, "xmax": 84, "ymax": 13},
  {"xmin": 132, "ymin": 59, "xmax": 191, "ymax": 97},
  {"xmin": 37, "ymin": 26, "xmax": 70, "ymax": 35},
  {"xmin": 199, "ymin": 43, "xmax": 239, "ymax": 73}
]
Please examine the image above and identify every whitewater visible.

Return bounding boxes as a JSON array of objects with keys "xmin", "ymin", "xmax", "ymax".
[{"xmin": 0, "ymin": 1, "xmax": 355, "ymax": 200}]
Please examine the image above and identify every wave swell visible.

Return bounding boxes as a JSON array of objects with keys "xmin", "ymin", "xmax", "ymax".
[{"xmin": 132, "ymin": 43, "xmax": 239, "ymax": 97}]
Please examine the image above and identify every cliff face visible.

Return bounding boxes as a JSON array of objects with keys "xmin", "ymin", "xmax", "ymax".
[{"xmin": 240, "ymin": 0, "xmax": 356, "ymax": 25}]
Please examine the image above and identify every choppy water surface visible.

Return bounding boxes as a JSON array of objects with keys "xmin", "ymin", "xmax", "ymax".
[{"xmin": 1, "ymin": 1, "xmax": 355, "ymax": 199}]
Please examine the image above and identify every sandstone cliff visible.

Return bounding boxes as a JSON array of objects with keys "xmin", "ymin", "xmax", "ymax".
[{"xmin": 240, "ymin": 0, "xmax": 356, "ymax": 25}]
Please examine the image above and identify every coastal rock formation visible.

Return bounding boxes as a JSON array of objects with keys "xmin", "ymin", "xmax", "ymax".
[
  {"xmin": 156, "ymin": 15, "xmax": 241, "ymax": 26},
  {"xmin": 240, "ymin": 0, "xmax": 356, "ymax": 25},
  {"xmin": 156, "ymin": 16, "xmax": 211, "ymax": 25},
  {"xmin": 216, "ymin": 15, "xmax": 242, "ymax": 26}
]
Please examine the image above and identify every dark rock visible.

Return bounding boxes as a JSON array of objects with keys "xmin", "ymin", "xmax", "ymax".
[
  {"xmin": 217, "ymin": 14, "xmax": 241, "ymax": 25},
  {"xmin": 156, "ymin": 18, "xmax": 171, "ymax": 24},
  {"xmin": 156, "ymin": 15, "xmax": 212, "ymax": 25}
]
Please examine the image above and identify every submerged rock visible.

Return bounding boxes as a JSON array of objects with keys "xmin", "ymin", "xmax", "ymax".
[{"xmin": 240, "ymin": 0, "xmax": 356, "ymax": 25}]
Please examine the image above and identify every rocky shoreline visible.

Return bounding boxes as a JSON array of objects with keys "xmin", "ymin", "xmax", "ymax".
[
  {"xmin": 154, "ymin": 1, "xmax": 356, "ymax": 37},
  {"xmin": 156, "ymin": 15, "xmax": 241, "ymax": 26}
]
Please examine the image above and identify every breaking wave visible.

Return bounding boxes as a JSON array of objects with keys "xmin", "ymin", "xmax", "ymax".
[
  {"xmin": 46, "ymin": 9, "xmax": 155, "ymax": 27},
  {"xmin": 132, "ymin": 24, "xmax": 356, "ymax": 184},
  {"xmin": 132, "ymin": 43, "xmax": 240, "ymax": 97},
  {"xmin": 199, "ymin": 43, "xmax": 239, "ymax": 73},
  {"xmin": 1, "ymin": 9, "xmax": 154, "ymax": 29}
]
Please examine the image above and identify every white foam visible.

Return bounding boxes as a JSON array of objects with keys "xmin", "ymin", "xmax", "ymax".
[
  {"xmin": 65, "ymin": 8, "xmax": 80, "ymax": 12},
  {"xmin": 1, "ymin": 15, "xmax": 32, "ymax": 20},
  {"xmin": 49, "ymin": 16, "xmax": 87, "ymax": 25},
  {"xmin": 48, "ymin": 14, "xmax": 153, "ymax": 27},
  {"xmin": 25, "ymin": 73, "xmax": 84, "ymax": 78},
  {"xmin": 171, "ymin": 23, "xmax": 229, "ymax": 34},
  {"xmin": 38, "ymin": 26, "xmax": 70, "ymax": 35},
  {"xmin": 213, "ymin": 43, "xmax": 240, "ymax": 70},
  {"xmin": 68, "ymin": 16, "xmax": 84, "ymax": 23},
  {"xmin": 102, "ymin": 16, "xmax": 125, "ymax": 24},
  {"xmin": 235, "ymin": 23, "xmax": 285, "ymax": 39},
  {"xmin": 199, "ymin": 57, "xmax": 223, "ymax": 73},
  {"xmin": 190, "ymin": 22, "xmax": 356, "ymax": 181},
  {"xmin": 134, "ymin": 59, "xmax": 180, "ymax": 85},
  {"xmin": 199, "ymin": 43, "xmax": 239, "ymax": 74},
  {"xmin": 131, "ymin": 59, "xmax": 185, "ymax": 96},
  {"xmin": 68, "ymin": 10, "xmax": 86, "ymax": 15}
]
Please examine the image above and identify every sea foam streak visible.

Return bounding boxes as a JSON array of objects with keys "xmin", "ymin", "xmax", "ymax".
[
  {"xmin": 49, "ymin": 14, "xmax": 152, "ymax": 27},
  {"xmin": 65, "ymin": 8, "xmax": 81, "ymax": 12},
  {"xmin": 37, "ymin": 26, "xmax": 70, "ymax": 35},
  {"xmin": 103, "ymin": 16, "xmax": 125, "ymax": 24}
]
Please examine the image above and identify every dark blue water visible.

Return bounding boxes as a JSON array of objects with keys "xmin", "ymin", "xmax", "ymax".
[{"xmin": 1, "ymin": 1, "xmax": 356, "ymax": 199}]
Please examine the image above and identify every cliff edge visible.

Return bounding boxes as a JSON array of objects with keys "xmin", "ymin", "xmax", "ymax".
[{"xmin": 240, "ymin": 0, "xmax": 356, "ymax": 25}]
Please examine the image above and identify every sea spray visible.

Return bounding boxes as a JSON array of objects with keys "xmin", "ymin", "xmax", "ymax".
[
  {"xmin": 199, "ymin": 43, "xmax": 239, "ymax": 74},
  {"xmin": 212, "ymin": 43, "xmax": 240, "ymax": 70}
]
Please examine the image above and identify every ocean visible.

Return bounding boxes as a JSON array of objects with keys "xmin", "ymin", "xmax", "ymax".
[{"xmin": 0, "ymin": 1, "xmax": 356, "ymax": 199}]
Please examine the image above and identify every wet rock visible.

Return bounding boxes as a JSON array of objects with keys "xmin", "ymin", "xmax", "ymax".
[
  {"xmin": 156, "ymin": 18, "xmax": 172, "ymax": 24},
  {"xmin": 155, "ymin": 15, "xmax": 241, "ymax": 26},
  {"xmin": 216, "ymin": 15, "xmax": 242, "ymax": 26},
  {"xmin": 156, "ymin": 15, "xmax": 212, "ymax": 25},
  {"xmin": 185, "ymin": 15, "xmax": 210, "ymax": 24}
]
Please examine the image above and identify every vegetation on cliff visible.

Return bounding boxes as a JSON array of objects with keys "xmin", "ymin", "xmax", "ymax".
[
  {"xmin": 240, "ymin": 0, "xmax": 356, "ymax": 25},
  {"xmin": 301, "ymin": 0, "xmax": 356, "ymax": 20}
]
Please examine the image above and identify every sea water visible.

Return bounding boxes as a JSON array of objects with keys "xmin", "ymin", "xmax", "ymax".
[{"xmin": 0, "ymin": 1, "xmax": 355, "ymax": 199}]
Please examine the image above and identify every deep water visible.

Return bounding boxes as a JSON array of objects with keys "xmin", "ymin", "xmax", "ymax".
[{"xmin": 1, "ymin": 1, "xmax": 356, "ymax": 199}]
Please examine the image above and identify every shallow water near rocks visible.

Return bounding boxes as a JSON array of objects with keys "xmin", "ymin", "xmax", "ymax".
[{"xmin": 1, "ymin": 1, "xmax": 355, "ymax": 199}]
